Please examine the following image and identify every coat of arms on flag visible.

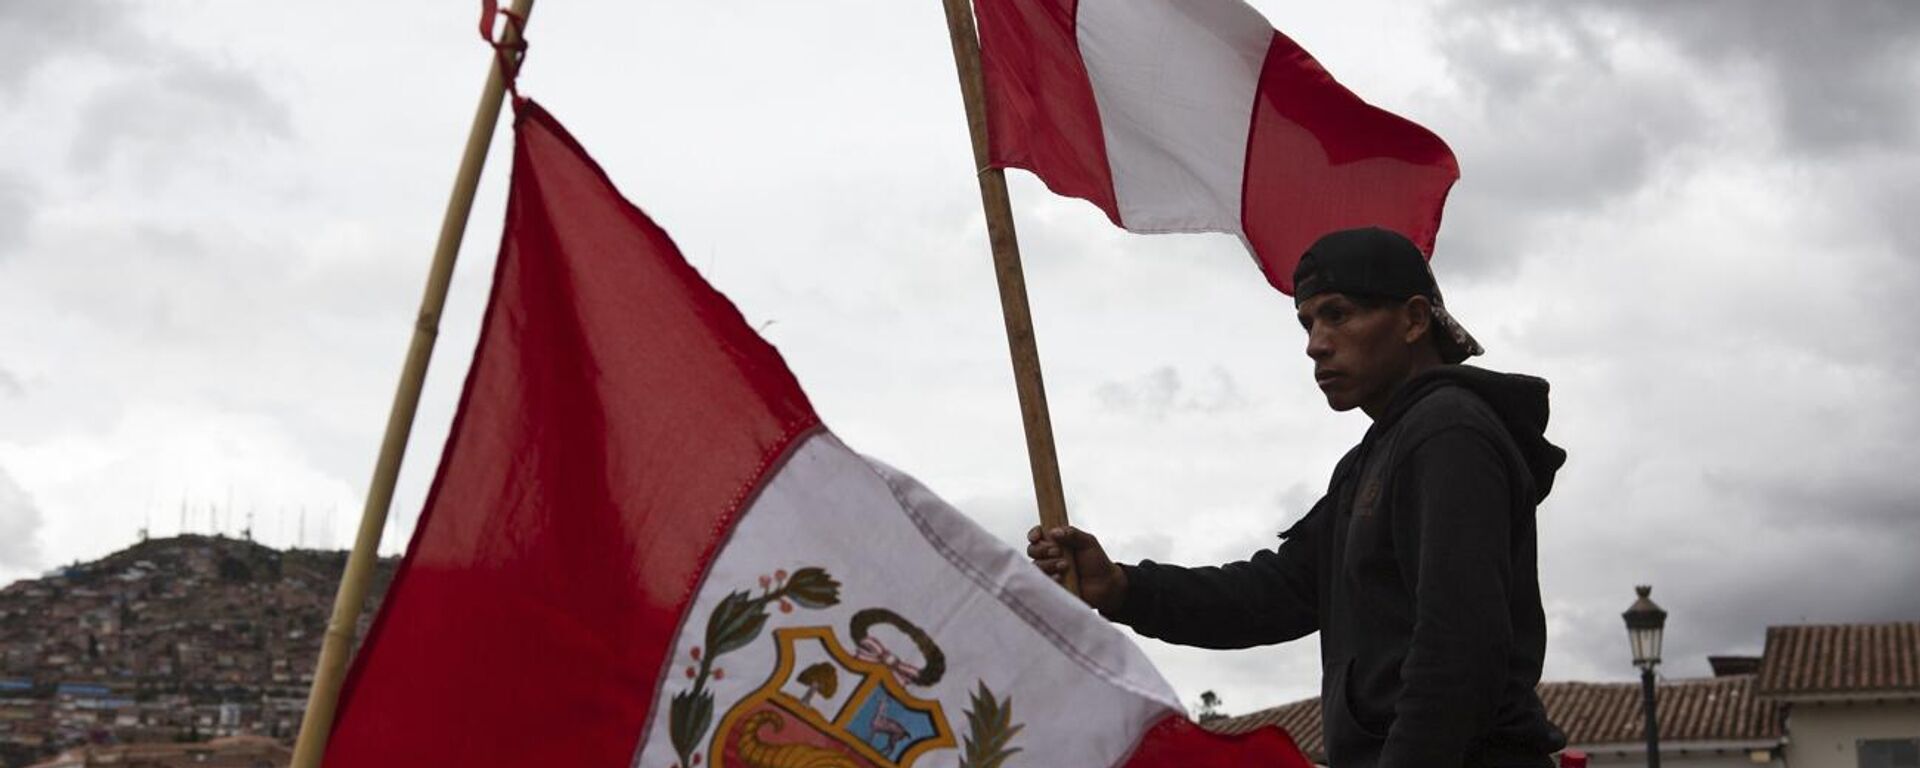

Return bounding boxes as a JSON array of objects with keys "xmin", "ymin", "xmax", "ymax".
[
  {"xmin": 314, "ymin": 99, "xmax": 1311, "ymax": 768},
  {"xmin": 703, "ymin": 620, "xmax": 960, "ymax": 767},
  {"xmin": 661, "ymin": 565, "xmax": 969, "ymax": 768}
]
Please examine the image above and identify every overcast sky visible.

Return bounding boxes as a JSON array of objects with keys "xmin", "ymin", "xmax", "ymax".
[{"xmin": 2, "ymin": 0, "xmax": 1917, "ymax": 715}]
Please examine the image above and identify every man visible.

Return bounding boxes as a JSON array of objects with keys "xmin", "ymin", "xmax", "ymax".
[{"xmin": 1028, "ymin": 227, "xmax": 1568, "ymax": 767}]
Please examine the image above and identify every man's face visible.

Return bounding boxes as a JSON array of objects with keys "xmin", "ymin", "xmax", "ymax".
[{"xmin": 1296, "ymin": 293, "xmax": 1416, "ymax": 414}]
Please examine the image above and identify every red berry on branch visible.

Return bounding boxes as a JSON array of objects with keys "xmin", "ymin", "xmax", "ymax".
[{"xmin": 779, "ymin": 600, "xmax": 793, "ymax": 614}]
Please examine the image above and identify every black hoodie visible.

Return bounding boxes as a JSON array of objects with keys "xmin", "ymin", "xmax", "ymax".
[{"xmin": 1107, "ymin": 366, "xmax": 1568, "ymax": 767}]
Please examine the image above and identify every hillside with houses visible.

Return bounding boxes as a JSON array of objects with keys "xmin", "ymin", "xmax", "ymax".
[{"xmin": 0, "ymin": 535, "xmax": 394, "ymax": 768}]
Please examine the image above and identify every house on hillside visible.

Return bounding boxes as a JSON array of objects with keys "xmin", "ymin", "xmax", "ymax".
[
  {"xmin": 1206, "ymin": 620, "xmax": 1919, "ymax": 768},
  {"xmin": 1757, "ymin": 623, "xmax": 1920, "ymax": 768},
  {"xmin": 25, "ymin": 734, "xmax": 288, "ymax": 768}
]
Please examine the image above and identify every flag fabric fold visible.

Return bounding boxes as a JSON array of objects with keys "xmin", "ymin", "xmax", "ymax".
[
  {"xmin": 977, "ymin": 0, "xmax": 1460, "ymax": 294},
  {"xmin": 322, "ymin": 100, "xmax": 1309, "ymax": 768}
]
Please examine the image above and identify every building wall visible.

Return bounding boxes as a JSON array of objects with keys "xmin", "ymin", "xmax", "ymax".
[
  {"xmin": 1581, "ymin": 747, "xmax": 1780, "ymax": 768},
  {"xmin": 1783, "ymin": 701, "xmax": 1920, "ymax": 768}
]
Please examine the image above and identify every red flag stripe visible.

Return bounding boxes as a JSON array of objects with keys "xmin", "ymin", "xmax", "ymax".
[
  {"xmin": 1123, "ymin": 715, "xmax": 1317, "ymax": 768},
  {"xmin": 1240, "ymin": 30, "xmax": 1459, "ymax": 293},
  {"xmin": 324, "ymin": 100, "xmax": 819, "ymax": 767},
  {"xmin": 977, "ymin": 0, "xmax": 1122, "ymax": 225}
]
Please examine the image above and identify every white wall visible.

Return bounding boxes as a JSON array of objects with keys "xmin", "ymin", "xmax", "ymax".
[
  {"xmin": 1581, "ymin": 747, "xmax": 1779, "ymax": 768},
  {"xmin": 1589, "ymin": 756, "xmax": 1766, "ymax": 768},
  {"xmin": 1783, "ymin": 701, "xmax": 1920, "ymax": 768}
]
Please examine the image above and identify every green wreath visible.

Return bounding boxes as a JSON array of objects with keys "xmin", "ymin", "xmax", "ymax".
[{"xmin": 850, "ymin": 607, "xmax": 947, "ymax": 687}]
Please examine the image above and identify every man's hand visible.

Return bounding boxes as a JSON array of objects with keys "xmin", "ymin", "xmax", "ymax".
[{"xmin": 1026, "ymin": 526, "xmax": 1129, "ymax": 613}]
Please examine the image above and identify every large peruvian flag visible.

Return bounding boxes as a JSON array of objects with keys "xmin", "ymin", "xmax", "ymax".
[
  {"xmin": 977, "ymin": 0, "xmax": 1459, "ymax": 294},
  {"xmin": 321, "ymin": 100, "xmax": 1310, "ymax": 768}
]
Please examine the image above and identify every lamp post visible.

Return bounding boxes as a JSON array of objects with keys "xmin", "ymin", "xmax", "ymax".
[{"xmin": 1622, "ymin": 585, "xmax": 1668, "ymax": 768}]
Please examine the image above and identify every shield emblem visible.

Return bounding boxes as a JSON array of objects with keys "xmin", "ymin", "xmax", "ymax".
[{"xmin": 709, "ymin": 626, "xmax": 955, "ymax": 768}]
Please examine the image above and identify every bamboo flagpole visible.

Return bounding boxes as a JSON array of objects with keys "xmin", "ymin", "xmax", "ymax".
[
  {"xmin": 288, "ymin": 1, "xmax": 534, "ymax": 765},
  {"xmin": 937, "ymin": 0, "xmax": 1080, "ymax": 597}
]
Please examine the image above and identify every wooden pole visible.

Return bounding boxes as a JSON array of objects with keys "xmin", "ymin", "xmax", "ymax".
[
  {"xmin": 288, "ymin": 2, "xmax": 534, "ymax": 764},
  {"xmin": 938, "ymin": 0, "xmax": 1079, "ymax": 597}
]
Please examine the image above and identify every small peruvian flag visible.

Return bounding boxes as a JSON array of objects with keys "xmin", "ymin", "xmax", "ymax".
[{"xmin": 977, "ymin": 0, "xmax": 1460, "ymax": 294}]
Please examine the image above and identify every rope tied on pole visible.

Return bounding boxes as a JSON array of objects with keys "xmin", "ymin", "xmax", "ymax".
[{"xmin": 479, "ymin": 1, "xmax": 530, "ymax": 99}]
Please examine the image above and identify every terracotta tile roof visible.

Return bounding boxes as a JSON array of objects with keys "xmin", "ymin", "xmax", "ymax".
[
  {"xmin": 1205, "ymin": 675, "xmax": 1779, "ymax": 762},
  {"xmin": 1205, "ymin": 696, "xmax": 1324, "ymax": 759},
  {"xmin": 1756, "ymin": 622, "xmax": 1920, "ymax": 698},
  {"xmin": 1539, "ymin": 675, "xmax": 1779, "ymax": 745}
]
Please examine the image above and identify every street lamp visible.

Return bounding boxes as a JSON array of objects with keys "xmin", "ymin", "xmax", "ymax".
[{"xmin": 1622, "ymin": 585, "xmax": 1667, "ymax": 768}]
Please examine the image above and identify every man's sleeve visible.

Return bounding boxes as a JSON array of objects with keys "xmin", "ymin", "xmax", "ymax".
[
  {"xmin": 1099, "ymin": 505, "xmax": 1324, "ymax": 649},
  {"xmin": 1379, "ymin": 427, "xmax": 1515, "ymax": 768}
]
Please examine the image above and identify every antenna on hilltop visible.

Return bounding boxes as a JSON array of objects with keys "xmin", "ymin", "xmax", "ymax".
[
  {"xmin": 297, "ymin": 506, "xmax": 307, "ymax": 549},
  {"xmin": 243, "ymin": 507, "xmax": 255, "ymax": 542},
  {"xmin": 320, "ymin": 505, "xmax": 337, "ymax": 550}
]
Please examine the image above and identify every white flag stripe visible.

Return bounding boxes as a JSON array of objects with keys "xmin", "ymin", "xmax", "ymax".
[
  {"xmin": 632, "ymin": 433, "xmax": 1185, "ymax": 768},
  {"xmin": 1076, "ymin": 0, "xmax": 1274, "ymax": 234},
  {"xmin": 870, "ymin": 458, "xmax": 1180, "ymax": 707}
]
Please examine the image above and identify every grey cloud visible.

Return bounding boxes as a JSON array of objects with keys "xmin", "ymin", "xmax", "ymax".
[
  {"xmin": 0, "ymin": 0, "xmax": 124, "ymax": 93},
  {"xmin": 1528, "ymin": 365, "xmax": 1920, "ymax": 683},
  {"xmin": 0, "ymin": 366, "xmax": 20, "ymax": 398},
  {"xmin": 951, "ymin": 493, "xmax": 1043, "ymax": 550},
  {"xmin": 1548, "ymin": 496, "xmax": 1920, "ymax": 685},
  {"xmin": 1468, "ymin": 193, "xmax": 1920, "ymax": 685},
  {"xmin": 1423, "ymin": 5, "xmax": 1707, "ymax": 278},
  {"xmin": 29, "ymin": 221, "xmax": 220, "ymax": 343},
  {"xmin": 0, "ymin": 467, "xmax": 43, "ymax": 575},
  {"xmin": 1138, "ymin": 639, "xmax": 1322, "ymax": 715},
  {"xmin": 69, "ymin": 56, "xmax": 292, "ymax": 177},
  {"xmin": 0, "ymin": 173, "xmax": 29, "ymax": 259},
  {"xmin": 0, "ymin": 0, "xmax": 294, "ymax": 180},
  {"xmin": 1708, "ymin": 469, "xmax": 1920, "ymax": 535},
  {"xmin": 1094, "ymin": 366, "xmax": 1250, "ymax": 419},
  {"xmin": 1867, "ymin": 162, "xmax": 1920, "ymax": 250},
  {"xmin": 1427, "ymin": 0, "xmax": 1920, "ymax": 281},
  {"xmin": 132, "ymin": 223, "xmax": 212, "ymax": 263},
  {"xmin": 1111, "ymin": 531, "xmax": 1177, "ymax": 565},
  {"xmin": 1443, "ymin": 0, "xmax": 1920, "ymax": 154},
  {"xmin": 1437, "ymin": 4, "xmax": 1705, "ymax": 182},
  {"xmin": 1594, "ymin": 0, "xmax": 1920, "ymax": 152},
  {"xmin": 1272, "ymin": 482, "xmax": 1318, "ymax": 523},
  {"xmin": 1842, "ymin": 155, "xmax": 1920, "ymax": 323}
]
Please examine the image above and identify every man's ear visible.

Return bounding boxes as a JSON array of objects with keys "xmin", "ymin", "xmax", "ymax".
[{"xmin": 1403, "ymin": 296, "xmax": 1435, "ymax": 345}]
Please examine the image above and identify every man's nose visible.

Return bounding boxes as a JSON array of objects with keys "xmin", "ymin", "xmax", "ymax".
[{"xmin": 1305, "ymin": 330, "xmax": 1332, "ymax": 361}]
